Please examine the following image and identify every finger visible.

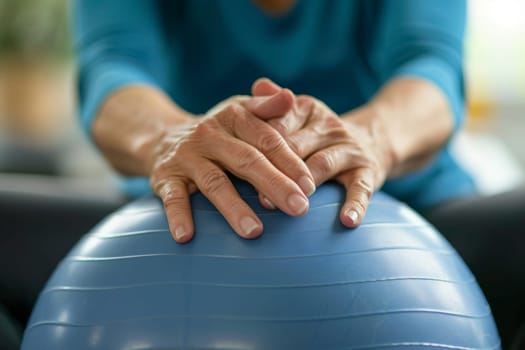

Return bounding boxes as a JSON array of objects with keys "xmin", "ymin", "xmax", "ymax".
[
  {"xmin": 251, "ymin": 79, "xmax": 314, "ymax": 139},
  {"xmin": 153, "ymin": 177, "xmax": 195, "ymax": 243},
  {"xmin": 337, "ymin": 169, "xmax": 375, "ymax": 228},
  {"xmin": 243, "ymin": 89, "xmax": 294, "ymax": 120},
  {"xmin": 286, "ymin": 108, "xmax": 345, "ymax": 159},
  {"xmin": 252, "ymin": 77, "xmax": 283, "ymax": 96},
  {"xmin": 209, "ymin": 134, "xmax": 311, "ymax": 217},
  {"xmin": 192, "ymin": 161, "xmax": 264, "ymax": 239},
  {"xmin": 305, "ymin": 145, "xmax": 371, "ymax": 186},
  {"xmin": 251, "ymin": 80, "xmax": 312, "ymax": 136},
  {"xmin": 220, "ymin": 107, "xmax": 316, "ymax": 198},
  {"xmin": 263, "ymin": 95, "xmax": 313, "ymax": 137}
]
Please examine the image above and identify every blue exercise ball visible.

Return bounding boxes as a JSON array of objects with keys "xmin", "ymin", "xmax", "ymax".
[{"xmin": 22, "ymin": 181, "xmax": 500, "ymax": 349}]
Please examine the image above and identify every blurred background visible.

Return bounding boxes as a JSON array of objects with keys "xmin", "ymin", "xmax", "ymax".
[
  {"xmin": 0, "ymin": 0, "xmax": 116, "ymax": 197},
  {"xmin": 0, "ymin": 1, "xmax": 523, "ymax": 348},
  {"xmin": 0, "ymin": 0, "xmax": 524, "ymax": 196}
]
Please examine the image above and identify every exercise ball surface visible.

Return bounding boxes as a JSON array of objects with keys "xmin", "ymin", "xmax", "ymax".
[{"xmin": 22, "ymin": 181, "xmax": 500, "ymax": 349}]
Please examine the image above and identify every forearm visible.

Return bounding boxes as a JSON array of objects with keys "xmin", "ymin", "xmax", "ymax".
[
  {"xmin": 92, "ymin": 85, "xmax": 195, "ymax": 176},
  {"xmin": 74, "ymin": 0, "xmax": 179, "ymax": 176},
  {"xmin": 343, "ymin": 78, "xmax": 454, "ymax": 177},
  {"xmin": 355, "ymin": 0, "xmax": 465, "ymax": 178}
]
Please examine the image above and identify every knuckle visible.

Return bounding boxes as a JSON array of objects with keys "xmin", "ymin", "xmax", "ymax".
[
  {"xmin": 350, "ymin": 177, "xmax": 374, "ymax": 204},
  {"xmin": 269, "ymin": 118, "xmax": 289, "ymax": 135},
  {"xmin": 332, "ymin": 128, "xmax": 348, "ymax": 141},
  {"xmin": 151, "ymin": 177, "xmax": 188, "ymax": 208},
  {"xmin": 150, "ymin": 176, "xmax": 166, "ymax": 195},
  {"xmin": 222, "ymin": 103, "xmax": 243, "ymax": 117},
  {"xmin": 312, "ymin": 152, "xmax": 334, "ymax": 176},
  {"xmin": 258, "ymin": 172, "xmax": 290, "ymax": 199},
  {"xmin": 287, "ymin": 137, "xmax": 300, "ymax": 154},
  {"xmin": 200, "ymin": 168, "xmax": 229, "ymax": 196},
  {"xmin": 258, "ymin": 132, "xmax": 286, "ymax": 156},
  {"xmin": 266, "ymin": 173, "xmax": 285, "ymax": 189},
  {"xmin": 218, "ymin": 104, "xmax": 244, "ymax": 131},
  {"xmin": 296, "ymin": 95, "xmax": 315, "ymax": 116},
  {"xmin": 193, "ymin": 119, "xmax": 218, "ymax": 138},
  {"xmin": 151, "ymin": 160, "xmax": 181, "ymax": 187},
  {"xmin": 150, "ymin": 143, "xmax": 193, "ymax": 179},
  {"xmin": 236, "ymin": 147, "xmax": 265, "ymax": 171},
  {"xmin": 322, "ymin": 114, "xmax": 347, "ymax": 138},
  {"xmin": 287, "ymin": 135, "xmax": 305, "ymax": 157},
  {"xmin": 325, "ymin": 113, "xmax": 343, "ymax": 128},
  {"xmin": 174, "ymin": 137, "xmax": 194, "ymax": 155},
  {"xmin": 162, "ymin": 188, "xmax": 188, "ymax": 211}
]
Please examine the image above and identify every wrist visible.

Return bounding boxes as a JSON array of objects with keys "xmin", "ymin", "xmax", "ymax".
[
  {"xmin": 341, "ymin": 104, "xmax": 398, "ymax": 177},
  {"xmin": 93, "ymin": 85, "xmax": 196, "ymax": 176},
  {"xmin": 364, "ymin": 79, "xmax": 455, "ymax": 176}
]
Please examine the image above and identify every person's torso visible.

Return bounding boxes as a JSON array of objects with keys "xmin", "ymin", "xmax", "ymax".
[
  {"xmin": 125, "ymin": 0, "xmax": 476, "ymax": 210},
  {"xmin": 158, "ymin": 0, "xmax": 381, "ymax": 115}
]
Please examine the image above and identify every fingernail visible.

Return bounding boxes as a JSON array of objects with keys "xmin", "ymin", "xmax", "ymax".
[
  {"xmin": 175, "ymin": 226, "xmax": 187, "ymax": 241},
  {"xmin": 262, "ymin": 196, "xmax": 276, "ymax": 209},
  {"xmin": 345, "ymin": 209, "xmax": 359, "ymax": 224},
  {"xmin": 240, "ymin": 216, "xmax": 260, "ymax": 237},
  {"xmin": 299, "ymin": 176, "xmax": 316, "ymax": 196},
  {"xmin": 287, "ymin": 193, "xmax": 308, "ymax": 215}
]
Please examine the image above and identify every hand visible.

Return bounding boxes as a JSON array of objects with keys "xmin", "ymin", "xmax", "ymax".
[
  {"xmin": 251, "ymin": 78, "xmax": 394, "ymax": 227},
  {"xmin": 150, "ymin": 91, "xmax": 316, "ymax": 243}
]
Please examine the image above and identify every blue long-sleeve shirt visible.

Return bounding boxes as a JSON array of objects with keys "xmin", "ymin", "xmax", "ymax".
[{"xmin": 74, "ymin": 0, "xmax": 476, "ymax": 211}]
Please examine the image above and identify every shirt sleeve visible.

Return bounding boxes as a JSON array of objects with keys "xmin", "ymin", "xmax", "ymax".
[
  {"xmin": 73, "ymin": 0, "xmax": 168, "ymax": 135},
  {"xmin": 374, "ymin": 0, "xmax": 467, "ymax": 130}
]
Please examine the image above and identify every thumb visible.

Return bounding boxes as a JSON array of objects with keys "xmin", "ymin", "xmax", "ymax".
[
  {"xmin": 252, "ymin": 77, "xmax": 284, "ymax": 97},
  {"xmin": 243, "ymin": 89, "xmax": 294, "ymax": 119}
]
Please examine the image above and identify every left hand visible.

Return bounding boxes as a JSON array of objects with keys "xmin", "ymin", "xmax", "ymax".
[{"xmin": 251, "ymin": 78, "xmax": 395, "ymax": 227}]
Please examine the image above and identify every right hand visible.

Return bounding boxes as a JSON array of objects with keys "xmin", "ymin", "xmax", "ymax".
[{"xmin": 150, "ymin": 91, "xmax": 316, "ymax": 243}]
